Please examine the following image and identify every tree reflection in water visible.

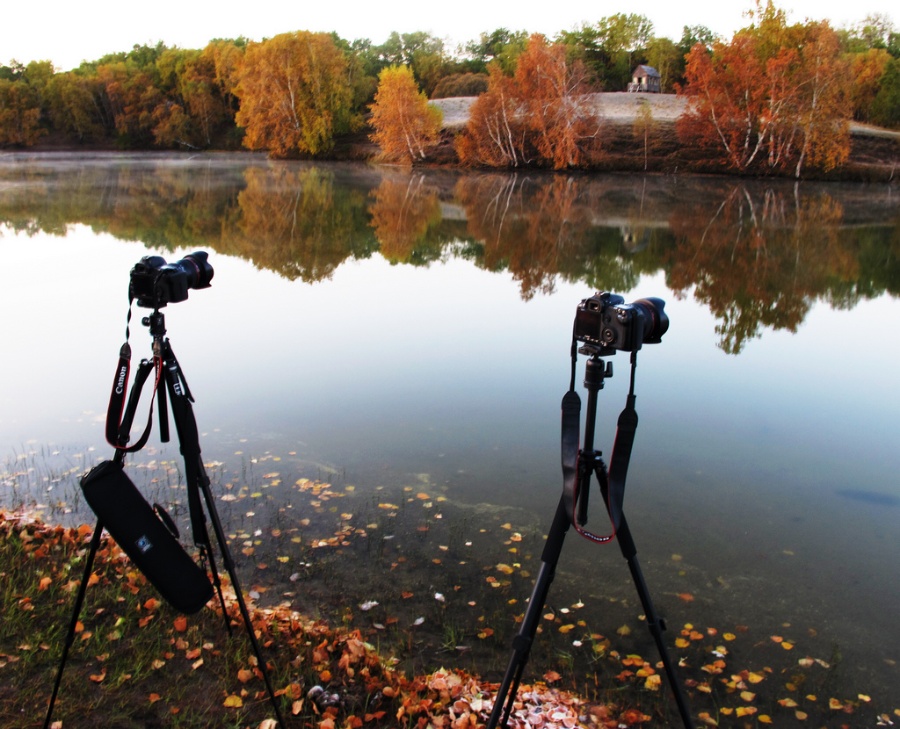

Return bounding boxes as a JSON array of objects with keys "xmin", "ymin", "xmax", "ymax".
[{"xmin": 0, "ymin": 154, "xmax": 896, "ymax": 353}]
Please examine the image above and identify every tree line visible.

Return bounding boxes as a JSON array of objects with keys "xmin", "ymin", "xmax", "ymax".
[{"xmin": 1, "ymin": 3, "xmax": 898, "ymax": 174}]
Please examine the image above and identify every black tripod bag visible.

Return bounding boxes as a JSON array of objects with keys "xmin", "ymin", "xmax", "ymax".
[{"xmin": 81, "ymin": 460, "xmax": 213, "ymax": 614}]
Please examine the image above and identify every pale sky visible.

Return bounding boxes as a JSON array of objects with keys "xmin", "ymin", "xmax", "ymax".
[{"xmin": 2, "ymin": 0, "xmax": 896, "ymax": 72}]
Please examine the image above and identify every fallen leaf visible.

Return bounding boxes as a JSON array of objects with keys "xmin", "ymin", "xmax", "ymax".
[{"xmin": 223, "ymin": 694, "xmax": 243, "ymax": 708}]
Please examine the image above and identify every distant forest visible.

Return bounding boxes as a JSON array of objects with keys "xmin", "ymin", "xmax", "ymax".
[{"xmin": 1, "ymin": 3, "xmax": 898, "ymax": 174}]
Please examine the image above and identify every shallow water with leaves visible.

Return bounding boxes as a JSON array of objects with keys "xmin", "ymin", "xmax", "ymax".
[{"xmin": 1, "ymin": 153, "xmax": 898, "ymax": 725}]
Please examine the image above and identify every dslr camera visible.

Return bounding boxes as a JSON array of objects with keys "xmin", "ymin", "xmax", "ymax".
[
  {"xmin": 574, "ymin": 292, "xmax": 668, "ymax": 352},
  {"xmin": 130, "ymin": 251, "xmax": 214, "ymax": 309}
]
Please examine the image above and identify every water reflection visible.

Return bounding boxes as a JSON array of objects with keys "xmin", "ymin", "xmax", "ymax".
[
  {"xmin": 1, "ymin": 153, "xmax": 896, "ymax": 353},
  {"xmin": 1, "ymin": 154, "xmax": 899, "ymax": 722}
]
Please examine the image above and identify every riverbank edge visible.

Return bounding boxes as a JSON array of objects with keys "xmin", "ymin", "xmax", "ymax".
[{"xmin": 15, "ymin": 93, "xmax": 900, "ymax": 183}]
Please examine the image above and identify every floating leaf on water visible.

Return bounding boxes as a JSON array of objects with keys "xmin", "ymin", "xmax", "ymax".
[
  {"xmin": 558, "ymin": 624, "xmax": 575, "ymax": 634},
  {"xmin": 496, "ymin": 563, "xmax": 515, "ymax": 575},
  {"xmin": 677, "ymin": 592, "xmax": 694, "ymax": 602}
]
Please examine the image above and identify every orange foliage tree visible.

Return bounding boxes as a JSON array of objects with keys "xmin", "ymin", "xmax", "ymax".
[
  {"xmin": 678, "ymin": 3, "xmax": 851, "ymax": 178},
  {"xmin": 457, "ymin": 34, "xmax": 602, "ymax": 169},
  {"xmin": 514, "ymin": 34, "xmax": 600, "ymax": 169},
  {"xmin": 455, "ymin": 65, "xmax": 525, "ymax": 166},
  {"xmin": 235, "ymin": 32, "xmax": 358, "ymax": 158},
  {"xmin": 369, "ymin": 65, "xmax": 443, "ymax": 163}
]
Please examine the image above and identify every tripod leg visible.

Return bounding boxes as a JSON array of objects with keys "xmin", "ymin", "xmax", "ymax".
[
  {"xmin": 487, "ymin": 497, "xmax": 570, "ymax": 729},
  {"xmin": 198, "ymin": 473, "xmax": 287, "ymax": 728},
  {"xmin": 614, "ymin": 513, "xmax": 695, "ymax": 729},
  {"xmin": 43, "ymin": 521, "xmax": 104, "ymax": 729}
]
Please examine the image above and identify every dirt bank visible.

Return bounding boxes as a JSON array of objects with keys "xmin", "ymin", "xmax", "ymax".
[{"xmin": 426, "ymin": 92, "xmax": 899, "ymax": 181}]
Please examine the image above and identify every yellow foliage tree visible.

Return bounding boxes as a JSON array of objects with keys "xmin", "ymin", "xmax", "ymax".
[
  {"xmin": 369, "ymin": 65, "xmax": 442, "ymax": 164},
  {"xmin": 235, "ymin": 32, "xmax": 357, "ymax": 158}
]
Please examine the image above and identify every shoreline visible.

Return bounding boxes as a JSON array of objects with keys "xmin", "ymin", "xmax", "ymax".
[{"xmin": 12, "ymin": 94, "xmax": 899, "ymax": 183}]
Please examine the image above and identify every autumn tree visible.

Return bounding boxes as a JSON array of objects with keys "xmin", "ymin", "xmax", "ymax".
[
  {"xmin": 369, "ymin": 66, "xmax": 442, "ymax": 163},
  {"xmin": 847, "ymin": 48, "xmax": 892, "ymax": 123},
  {"xmin": 0, "ymin": 77, "xmax": 44, "ymax": 146},
  {"xmin": 235, "ymin": 32, "xmax": 358, "ymax": 158},
  {"xmin": 678, "ymin": 2, "xmax": 851, "ymax": 177},
  {"xmin": 455, "ymin": 64, "xmax": 526, "ymax": 167},
  {"xmin": 515, "ymin": 35, "xmax": 601, "ymax": 168}
]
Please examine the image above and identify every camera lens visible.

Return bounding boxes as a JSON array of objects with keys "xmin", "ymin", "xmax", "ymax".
[
  {"xmin": 632, "ymin": 297, "xmax": 669, "ymax": 344},
  {"xmin": 171, "ymin": 251, "xmax": 214, "ymax": 290}
]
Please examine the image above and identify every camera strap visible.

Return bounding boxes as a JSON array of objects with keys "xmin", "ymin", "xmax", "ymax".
[
  {"xmin": 561, "ymin": 350, "xmax": 638, "ymax": 545},
  {"xmin": 105, "ymin": 300, "xmax": 163, "ymax": 453}
]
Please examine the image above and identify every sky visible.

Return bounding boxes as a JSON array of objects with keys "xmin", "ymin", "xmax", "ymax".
[{"xmin": 2, "ymin": 0, "xmax": 896, "ymax": 72}]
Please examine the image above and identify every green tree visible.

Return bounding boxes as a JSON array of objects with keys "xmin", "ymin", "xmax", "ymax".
[
  {"xmin": 375, "ymin": 32, "xmax": 448, "ymax": 96},
  {"xmin": 235, "ymin": 32, "xmax": 358, "ymax": 158},
  {"xmin": 644, "ymin": 37, "xmax": 681, "ymax": 92},
  {"xmin": 870, "ymin": 57, "xmax": 900, "ymax": 127},
  {"xmin": 463, "ymin": 28, "xmax": 529, "ymax": 74}
]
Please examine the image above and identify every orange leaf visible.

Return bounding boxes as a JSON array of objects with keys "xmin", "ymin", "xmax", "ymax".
[
  {"xmin": 148, "ymin": 693, "xmax": 161, "ymax": 703},
  {"xmin": 677, "ymin": 592, "xmax": 694, "ymax": 602},
  {"xmin": 38, "ymin": 576, "xmax": 53, "ymax": 591},
  {"xmin": 173, "ymin": 616, "xmax": 188, "ymax": 632},
  {"xmin": 543, "ymin": 670, "xmax": 561, "ymax": 683}
]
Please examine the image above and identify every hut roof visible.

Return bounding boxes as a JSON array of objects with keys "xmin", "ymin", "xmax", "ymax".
[{"xmin": 633, "ymin": 65, "xmax": 660, "ymax": 77}]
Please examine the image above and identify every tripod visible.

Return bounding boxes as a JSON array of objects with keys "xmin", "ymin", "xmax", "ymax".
[
  {"xmin": 44, "ymin": 309, "xmax": 286, "ymax": 728},
  {"xmin": 487, "ymin": 351, "xmax": 694, "ymax": 729}
]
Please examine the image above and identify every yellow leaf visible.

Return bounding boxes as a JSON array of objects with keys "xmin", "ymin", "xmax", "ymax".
[
  {"xmin": 758, "ymin": 715, "xmax": 772, "ymax": 724},
  {"xmin": 558, "ymin": 624, "xmax": 575, "ymax": 634},
  {"xmin": 616, "ymin": 625, "xmax": 632, "ymax": 636},
  {"xmin": 740, "ymin": 690, "xmax": 756, "ymax": 702},
  {"xmin": 223, "ymin": 694, "xmax": 243, "ymax": 708},
  {"xmin": 735, "ymin": 706, "xmax": 757, "ymax": 717}
]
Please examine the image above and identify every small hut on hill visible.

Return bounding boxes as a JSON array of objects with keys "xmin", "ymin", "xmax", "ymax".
[{"xmin": 628, "ymin": 65, "xmax": 661, "ymax": 93}]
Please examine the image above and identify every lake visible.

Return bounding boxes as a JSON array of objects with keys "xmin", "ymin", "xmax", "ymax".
[{"xmin": 1, "ymin": 152, "xmax": 898, "ymax": 725}]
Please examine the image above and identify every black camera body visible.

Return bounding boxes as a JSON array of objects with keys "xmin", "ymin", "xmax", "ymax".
[
  {"xmin": 130, "ymin": 251, "xmax": 214, "ymax": 309},
  {"xmin": 575, "ymin": 291, "xmax": 668, "ymax": 352}
]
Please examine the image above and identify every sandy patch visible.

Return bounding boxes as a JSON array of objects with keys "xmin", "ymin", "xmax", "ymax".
[{"xmin": 430, "ymin": 92, "xmax": 689, "ymax": 129}]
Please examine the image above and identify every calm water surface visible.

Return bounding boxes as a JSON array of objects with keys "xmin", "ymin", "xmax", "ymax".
[{"xmin": 1, "ymin": 153, "xmax": 898, "ymax": 723}]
